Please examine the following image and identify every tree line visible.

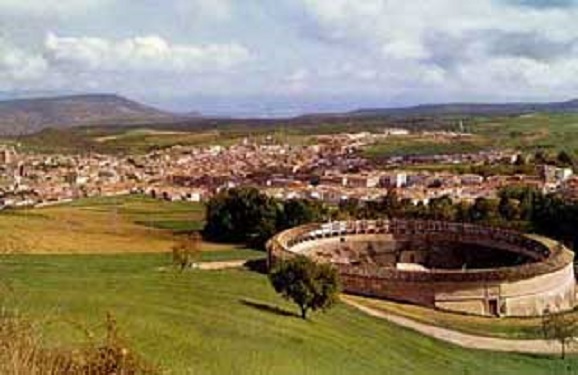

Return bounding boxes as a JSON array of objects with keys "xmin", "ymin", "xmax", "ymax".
[{"xmin": 203, "ymin": 186, "xmax": 578, "ymax": 251}]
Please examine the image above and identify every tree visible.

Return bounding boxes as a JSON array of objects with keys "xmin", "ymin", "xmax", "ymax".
[
  {"xmin": 557, "ymin": 150, "xmax": 576, "ymax": 168},
  {"xmin": 469, "ymin": 197, "xmax": 500, "ymax": 224},
  {"xmin": 542, "ymin": 309, "xmax": 578, "ymax": 359},
  {"xmin": 277, "ymin": 199, "xmax": 326, "ymax": 230},
  {"xmin": 203, "ymin": 187, "xmax": 280, "ymax": 248},
  {"xmin": 381, "ymin": 190, "xmax": 403, "ymax": 218},
  {"xmin": 171, "ymin": 232, "xmax": 202, "ymax": 270},
  {"xmin": 428, "ymin": 195, "xmax": 456, "ymax": 221},
  {"xmin": 269, "ymin": 256, "xmax": 340, "ymax": 319},
  {"xmin": 498, "ymin": 196, "xmax": 521, "ymax": 221}
]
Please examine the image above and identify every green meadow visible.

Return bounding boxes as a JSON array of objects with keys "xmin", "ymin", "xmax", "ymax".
[{"xmin": 0, "ymin": 253, "xmax": 574, "ymax": 375}]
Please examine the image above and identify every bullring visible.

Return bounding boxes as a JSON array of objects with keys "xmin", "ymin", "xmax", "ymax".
[{"xmin": 267, "ymin": 219, "xmax": 576, "ymax": 317}]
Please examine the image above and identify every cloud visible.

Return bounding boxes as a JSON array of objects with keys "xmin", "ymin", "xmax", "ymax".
[
  {"xmin": 295, "ymin": 0, "xmax": 578, "ymax": 100},
  {"xmin": 173, "ymin": 0, "xmax": 232, "ymax": 21},
  {"xmin": 3, "ymin": 0, "xmax": 578, "ymax": 108},
  {"xmin": 0, "ymin": 39, "xmax": 47, "ymax": 83},
  {"xmin": 44, "ymin": 33, "xmax": 250, "ymax": 73},
  {"xmin": 0, "ymin": 0, "xmax": 110, "ymax": 16},
  {"xmin": 507, "ymin": 0, "xmax": 577, "ymax": 9}
]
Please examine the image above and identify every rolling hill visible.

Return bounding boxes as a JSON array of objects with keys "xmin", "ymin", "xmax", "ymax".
[
  {"xmin": 348, "ymin": 98, "xmax": 578, "ymax": 117},
  {"xmin": 0, "ymin": 94, "xmax": 181, "ymax": 135}
]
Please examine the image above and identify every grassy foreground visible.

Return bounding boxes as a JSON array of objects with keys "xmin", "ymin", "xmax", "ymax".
[{"xmin": 0, "ymin": 253, "xmax": 575, "ymax": 375}]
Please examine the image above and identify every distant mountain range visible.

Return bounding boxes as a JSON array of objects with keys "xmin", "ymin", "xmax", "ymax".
[
  {"xmin": 0, "ymin": 94, "xmax": 182, "ymax": 136},
  {"xmin": 1, "ymin": 94, "xmax": 578, "ymax": 136},
  {"xmin": 347, "ymin": 99, "xmax": 578, "ymax": 117}
]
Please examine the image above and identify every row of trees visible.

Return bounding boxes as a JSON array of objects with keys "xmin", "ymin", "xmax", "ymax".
[
  {"xmin": 337, "ymin": 187, "xmax": 578, "ymax": 250},
  {"xmin": 203, "ymin": 186, "xmax": 578, "ymax": 251}
]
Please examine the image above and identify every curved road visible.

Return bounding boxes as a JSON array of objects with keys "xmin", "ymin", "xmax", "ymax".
[{"xmin": 341, "ymin": 295, "xmax": 576, "ymax": 355}]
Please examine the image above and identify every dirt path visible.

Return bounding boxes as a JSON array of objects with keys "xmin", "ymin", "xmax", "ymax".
[
  {"xmin": 341, "ymin": 295, "xmax": 576, "ymax": 355},
  {"xmin": 197, "ymin": 260, "xmax": 247, "ymax": 270}
]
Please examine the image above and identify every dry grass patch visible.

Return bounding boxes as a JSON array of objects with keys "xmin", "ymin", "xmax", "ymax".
[
  {"xmin": 0, "ymin": 195, "xmax": 240, "ymax": 254},
  {"xmin": 0, "ymin": 311, "xmax": 157, "ymax": 375}
]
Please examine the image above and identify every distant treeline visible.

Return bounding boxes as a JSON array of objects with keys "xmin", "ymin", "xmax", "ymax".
[{"xmin": 203, "ymin": 186, "xmax": 578, "ymax": 250}]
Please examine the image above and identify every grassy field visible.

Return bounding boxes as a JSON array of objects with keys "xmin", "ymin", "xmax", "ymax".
[
  {"xmin": 0, "ymin": 195, "xmax": 252, "ymax": 254},
  {"xmin": 0, "ymin": 253, "xmax": 575, "ymax": 375},
  {"xmin": 473, "ymin": 113, "xmax": 578, "ymax": 152},
  {"xmin": 363, "ymin": 135, "xmax": 489, "ymax": 159},
  {"xmin": 0, "ymin": 195, "xmax": 575, "ymax": 373},
  {"xmin": 362, "ymin": 113, "xmax": 578, "ymax": 159},
  {"xmin": 15, "ymin": 126, "xmax": 313, "ymax": 154}
]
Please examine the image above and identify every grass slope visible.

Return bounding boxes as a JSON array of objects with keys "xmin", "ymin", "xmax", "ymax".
[
  {"xmin": 0, "ymin": 253, "xmax": 574, "ymax": 375},
  {"xmin": 348, "ymin": 295, "xmax": 551, "ymax": 339},
  {"xmin": 363, "ymin": 135, "xmax": 488, "ymax": 159},
  {"xmin": 0, "ymin": 195, "xmax": 246, "ymax": 253},
  {"xmin": 474, "ymin": 113, "xmax": 578, "ymax": 152}
]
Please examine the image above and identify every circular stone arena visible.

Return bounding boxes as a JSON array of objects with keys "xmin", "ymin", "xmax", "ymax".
[{"xmin": 267, "ymin": 220, "xmax": 576, "ymax": 317}]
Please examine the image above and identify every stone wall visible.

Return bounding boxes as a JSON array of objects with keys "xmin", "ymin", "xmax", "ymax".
[{"xmin": 267, "ymin": 219, "xmax": 576, "ymax": 317}]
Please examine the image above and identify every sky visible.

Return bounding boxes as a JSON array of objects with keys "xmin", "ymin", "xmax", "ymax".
[{"xmin": 1, "ymin": 0, "xmax": 578, "ymax": 116}]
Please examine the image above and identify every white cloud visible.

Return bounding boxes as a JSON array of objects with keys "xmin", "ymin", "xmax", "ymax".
[
  {"xmin": 44, "ymin": 33, "xmax": 250, "ymax": 73},
  {"xmin": 298, "ymin": 0, "xmax": 578, "ymax": 99},
  {"xmin": 0, "ymin": 0, "xmax": 110, "ymax": 16},
  {"xmin": 0, "ymin": 39, "xmax": 47, "ymax": 83},
  {"xmin": 173, "ymin": 0, "xmax": 232, "ymax": 22}
]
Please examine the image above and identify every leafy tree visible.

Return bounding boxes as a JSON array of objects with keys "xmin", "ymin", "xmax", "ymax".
[
  {"xmin": 338, "ymin": 198, "xmax": 361, "ymax": 219},
  {"xmin": 277, "ymin": 199, "xmax": 326, "ymax": 230},
  {"xmin": 534, "ymin": 150, "xmax": 547, "ymax": 164},
  {"xmin": 428, "ymin": 196, "xmax": 456, "ymax": 221},
  {"xmin": 498, "ymin": 197, "xmax": 521, "ymax": 221},
  {"xmin": 269, "ymin": 256, "xmax": 340, "ymax": 319},
  {"xmin": 557, "ymin": 150, "xmax": 576, "ymax": 168},
  {"xmin": 203, "ymin": 187, "xmax": 280, "ymax": 248},
  {"xmin": 542, "ymin": 309, "xmax": 578, "ymax": 359},
  {"xmin": 381, "ymin": 190, "xmax": 403, "ymax": 218},
  {"xmin": 469, "ymin": 197, "xmax": 500, "ymax": 224}
]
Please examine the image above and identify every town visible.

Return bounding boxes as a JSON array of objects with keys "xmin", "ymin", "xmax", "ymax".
[{"xmin": 1, "ymin": 128, "xmax": 575, "ymax": 209}]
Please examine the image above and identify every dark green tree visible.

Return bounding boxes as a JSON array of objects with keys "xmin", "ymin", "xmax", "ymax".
[
  {"xmin": 498, "ymin": 197, "xmax": 521, "ymax": 221},
  {"xmin": 277, "ymin": 199, "xmax": 326, "ymax": 230},
  {"xmin": 203, "ymin": 187, "xmax": 280, "ymax": 248},
  {"xmin": 269, "ymin": 256, "xmax": 340, "ymax": 319},
  {"xmin": 469, "ymin": 197, "xmax": 500, "ymax": 224},
  {"xmin": 557, "ymin": 150, "xmax": 576, "ymax": 168},
  {"xmin": 428, "ymin": 196, "xmax": 456, "ymax": 221}
]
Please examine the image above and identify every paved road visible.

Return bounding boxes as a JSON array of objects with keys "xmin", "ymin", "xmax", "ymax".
[{"xmin": 341, "ymin": 296, "xmax": 576, "ymax": 355}]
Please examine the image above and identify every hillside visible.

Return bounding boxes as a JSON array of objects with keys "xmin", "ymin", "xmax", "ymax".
[
  {"xmin": 350, "ymin": 98, "xmax": 578, "ymax": 117},
  {"xmin": 0, "ymin": 94, "xmax": 180, "ymax": 135},
  {"xmin": 4, "ymin": 253, "xmax": 575, "ymax": 375}
]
